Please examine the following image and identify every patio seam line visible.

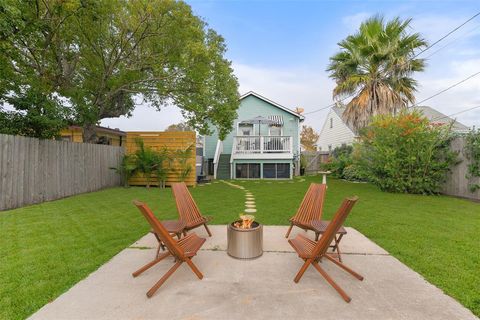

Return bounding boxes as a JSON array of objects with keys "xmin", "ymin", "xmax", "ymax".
[{"xmin": 127, "ymin": 246, "xmax": 390, "ymax": 256}]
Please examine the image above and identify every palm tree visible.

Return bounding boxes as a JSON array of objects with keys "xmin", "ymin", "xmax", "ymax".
[{"xmin": 327, "ymin": 16, "xmax": 427, "ymax": 131}]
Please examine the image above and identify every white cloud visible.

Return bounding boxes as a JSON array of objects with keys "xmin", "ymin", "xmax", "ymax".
[
  {"xmin": 416, "ymin": 58, "xmax": 480, "ymax": 127},
  {"xmin": 102, "ymin": 63, "xmax": 337, "ymax": 134},
  {"xmin": 101, "ymin": 102, "xmax": 183, "ymax": 131},
  {"xmin": 233, "ymin": 63, "xmax": 335, "ymax": 132},
  {"xmin": 341, "ymin": 12, "xmax": 372, "ymax": 31}
]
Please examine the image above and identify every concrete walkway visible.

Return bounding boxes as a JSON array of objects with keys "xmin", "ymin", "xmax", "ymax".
[{"xmin": 29, "ymin": 226, "xmax": 477, "ymax": 320}]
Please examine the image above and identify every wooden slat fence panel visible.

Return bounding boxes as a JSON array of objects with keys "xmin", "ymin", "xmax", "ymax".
[
  {"xmin": 443, "ymin": 137, "xmax": 480, "ymax": 201},
  {"xmin": 0, "ymin": 134, "xmax": 124, "ymax": 211},
  {"xmin": 301, "ymin": 151, "xmax": 330, "ymax": 175},
  {"xmin": 126, "ymin": 131, "xmax": 196, "ymax": 187}
]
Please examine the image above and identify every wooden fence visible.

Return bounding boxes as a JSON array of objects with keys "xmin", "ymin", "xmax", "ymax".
[
  {"xmin": 443, "ymin": 137, "xmax": 480, "ymax": 201},
  {"xmin": 126, "ymin": 131, "xmax": 196, "ymax": 187},
  {"xmin": 301, "ymin": 151, "xmax": 330, "ymax": 175},
  {"xmin": 0, "ymin": 134, "xmax": 124, "ymax": 211}
]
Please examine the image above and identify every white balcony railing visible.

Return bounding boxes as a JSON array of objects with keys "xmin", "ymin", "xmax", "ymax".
[{"xmin": 233, "ymin": 136, "xmax": 292, "ymax": 154}]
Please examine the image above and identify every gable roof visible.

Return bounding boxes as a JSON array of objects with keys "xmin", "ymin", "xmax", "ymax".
[
  {"xmin": 414, "ymin": 106, "xmax": 469, "ymax": 132},
  {"xmin": 240, "ymin": 91, "xmax": 305, "ymax": 120},
  {"xmin": 331, "ymin": 105, "xmax": 469, "ymax": 133},
  {"xmin": 332, "ymin": 105, "xmax": 355, "ymax": 133}
]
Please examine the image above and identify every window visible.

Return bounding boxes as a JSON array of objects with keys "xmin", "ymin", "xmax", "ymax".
[
  {"xmin": 97, "ymin": 136, "xmax": 111, "ymax": 145},
  {"xmin": 207, "ymin": 159, "xmax": 214, "ymax": 175},
  {"xmin": 262, "ymin": 163, "xmax": 290, "ymax": 179},
  {"xmin": 238, "ymin": 123, "xmax": 254, "ymax": 136},
  {"xmin": 269, "ymin": 125, "xmax": 282, "ymax": 136},
  {"xmin": 276, "ymin": 163, "xmax": 290, "ymax": 178},
  {"xmin": 263, "ymin": 164, "xmax": 276, "ymax": 178},
  {"xmin": 328, "ymin": 145, "xmax": 332, "ymax": 152},
  {"xmin": 236, "ymin": 163, "xmax": 260, "ymax": 179},
  {"xmin": 330, "ymin": 118, "xmax": 333, "ymax": 129}
]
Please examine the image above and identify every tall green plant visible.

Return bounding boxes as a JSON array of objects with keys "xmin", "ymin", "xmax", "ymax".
[
  {"xmin": 134, "ymin": 138, "xmax": 158, "ymax": 189},
  {"xmin": 154, "ymin": 147, "xmax": 172, "ymax": 189},
  {"xmin": 110, "ymin": 154, "xmax": 137, "ymax": 187},
  {"xmin": 355, "ymin": 111, "xmax": 457, "ymax": 194},
  {"xmin": 174, "ymin": 144, "xmax": 194, "ymax": 182},
  {"xmin": 464, "ymin": 128, "xmax": 480, "ymax": 192}
]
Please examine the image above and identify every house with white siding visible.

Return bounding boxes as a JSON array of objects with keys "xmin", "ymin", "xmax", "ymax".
[
  {"xmin": 317, "ymin": 106, "xmax": 356, "ymax": 152},
  {"xmin": 317, "ymin": 105, "xmax": 469, "ymax": 152},
  {"xmin": 204, "ymin": 91, "xmax": 304, "ymax": 179}
]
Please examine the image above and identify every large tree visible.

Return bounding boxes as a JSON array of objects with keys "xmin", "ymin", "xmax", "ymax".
[
  {"xmin": 0, "ymin": 0, "xmax": 239, "ymax": 141},
  {"xmin": 300, "ymin": 125, "xmax": 319, "ymax": 151},
  {"xmin": 327, "ymin": 16, "xmax": 427, "ymax": 132}
]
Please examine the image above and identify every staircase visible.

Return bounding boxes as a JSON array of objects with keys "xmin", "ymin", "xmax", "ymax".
[{"xmin": 216, "ymin": 154, "xmax": 231, "ymax": 179}]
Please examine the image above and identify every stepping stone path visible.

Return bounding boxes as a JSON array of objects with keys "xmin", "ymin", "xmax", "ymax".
[{"xmin": 221, "ymin": 181, "xmax": 257, "ymax": 214}]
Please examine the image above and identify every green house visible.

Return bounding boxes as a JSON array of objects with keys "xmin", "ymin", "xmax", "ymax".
[{"xmin": 204, "ymin": 91, "xmax": 304, "ymax": 179}]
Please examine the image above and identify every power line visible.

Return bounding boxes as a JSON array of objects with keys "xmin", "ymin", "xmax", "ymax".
[
  {"xmin": 304, "ymin": 11, "xmax": 480, "ymax": 116},
  {"xmin": 431, "ymin": 105, "xmax": 480, "ymax": 122},
  {"xmin": 413, "ymin": 11, "xmax": 480, "ymax": 59},
  {"xmin": 423, "ymin": 23, "xmax": 480, "ymax": 60},
  {"xmin": 410, "ymin": 70, "xmax": 480, "ymax": 108}
]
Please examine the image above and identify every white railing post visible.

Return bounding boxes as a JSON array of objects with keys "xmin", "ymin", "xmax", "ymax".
[
  {"xmin": 260, "ymin": 136, "xmax": 264, "ymax": 153},
  {"xmin": 213, "ymin": 140, "xmax": 223, "ymax": 179}
]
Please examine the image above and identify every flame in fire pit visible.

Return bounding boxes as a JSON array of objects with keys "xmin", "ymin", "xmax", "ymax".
[{"xmin": 233, "ymin": 214, "xmax": 255, "ymax": 229}]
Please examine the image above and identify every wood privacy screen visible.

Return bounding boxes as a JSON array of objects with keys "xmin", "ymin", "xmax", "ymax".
[
  {"xmin": 443, "ymin": 137, "xmax": 480, "ymax": 201},
  {"xmin": 0, "ymin": 134, "xmax": 124, "ymax": 211},
  {"xmin": 126, "ymin": 131, "xmax": 196, "ymax": 187}
]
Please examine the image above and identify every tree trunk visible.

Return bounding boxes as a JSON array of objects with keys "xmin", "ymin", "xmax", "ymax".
[{"xmin": 83, "ymin": 123, "xmax": 97, "ymax": 143}]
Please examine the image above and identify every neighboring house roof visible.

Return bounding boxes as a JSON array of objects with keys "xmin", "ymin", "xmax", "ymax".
[
  {"xmin": 67, "ymin": 125, "xmax": 127, "ymax": 136},
  {"xmin": 240, "ymin": 91, "xmax": 305, "ymax": 120},
  {"xmin": 414, "ymin": 106, "xmax": 469, "ymax": 132},
  {"xmin": 331, "ymin": 105, "xmax": 469, "ymax": 133}
]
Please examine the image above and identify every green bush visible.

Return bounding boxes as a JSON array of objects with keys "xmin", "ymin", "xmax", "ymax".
[
  {"xmin": 342, "ymin": 164, "xmax": 367, "ymax": 181},
  {"xmin": 354, "ymin": 111, "xmax": 457, "ymax": 194},
  {"xmin": 321, "ymin": 145, "xmax": 355, "ymax": 179}
]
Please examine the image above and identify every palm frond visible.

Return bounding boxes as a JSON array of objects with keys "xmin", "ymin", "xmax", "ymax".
[{"xmin": 327, "ymin": 15, "xmax": 427, "ymax": 130}]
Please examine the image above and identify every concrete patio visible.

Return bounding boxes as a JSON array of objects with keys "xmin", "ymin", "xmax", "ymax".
[{"xmin": 29, "ymin": 226, "xmax": 477, "ymax": 320}]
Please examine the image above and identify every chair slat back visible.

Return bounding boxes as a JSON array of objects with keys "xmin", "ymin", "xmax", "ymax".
[
  {"xmin": 172, "ymin": 182, "xmax": 204, "ymax": 226},
  {"xmin": 311, "ymin": 196, "xmax": 358, "ymax": 258},
  {"xmin": 133, "ymin": 200, "xmax": 185, "ymax": 259},
  {"xmin": 292, "ymin": 183, "xmax": 326, "ymax": 224}
]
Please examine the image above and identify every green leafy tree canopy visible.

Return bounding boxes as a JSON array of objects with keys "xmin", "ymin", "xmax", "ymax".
[{"xmin": 0, "ymin": 0, "xmax": 239, "ymax": 141}]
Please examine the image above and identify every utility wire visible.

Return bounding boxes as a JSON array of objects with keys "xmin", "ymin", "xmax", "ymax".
[
  {"xmin": 431, "ymin": 105, "xmax": 480, "ymax": 122},
  {"xmin": 413, "ymin": 12, "xmax": 480, "ymax": 59},
  {"xmin": 303, "ymin": 11, "xmax": 480, "ymax": 116},
  {"xmin": 410, "ymin": 70, "xmax": 480, "ymax": 108},
  {"xmin": 423, "ymin": 23, "xmax": 480, "ymax": 60}
]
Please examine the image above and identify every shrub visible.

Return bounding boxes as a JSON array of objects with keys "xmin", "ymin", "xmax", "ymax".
[
  {"xmin": 321, "ymin": 145, "xmax": 354, "ymax": 179},
  {"xmin": 342, "ymin": 164, "xmax": 367, "ymax": 182},
  {"xmin": 355, "ymin": 111, "xmax": 457, "ymax": 194}
]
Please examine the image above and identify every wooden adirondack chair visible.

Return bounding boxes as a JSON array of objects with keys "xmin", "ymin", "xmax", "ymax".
[
  {"xmin": 172, "ymin": 182, "xmax": 212, "ymax": 237},
  {"xmin": 285, "ymin": 183, "xmax": 326, "ymax": 239},
  {"xmin": 288, "ymin": 196, "xmax": 363, "ymax": 303},
  {"xmin": 132, "ymin": 200, "xmax": 206, "ymax": 298}
]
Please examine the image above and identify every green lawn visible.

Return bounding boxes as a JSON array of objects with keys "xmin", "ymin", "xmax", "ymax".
[{"xmin": 1, "ymin": 176, "xmax": 479, "ymax": 319}]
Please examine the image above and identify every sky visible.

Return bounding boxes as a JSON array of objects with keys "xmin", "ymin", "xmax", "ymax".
[{"xmin": 102, "ymin": 0, "xmax": 480, "ymax": 133}]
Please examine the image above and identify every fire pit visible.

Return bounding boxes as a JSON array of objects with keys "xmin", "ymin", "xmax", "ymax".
[{"xmin": 227, "ymin": 215, "xmax": 263, "ymax": 259}]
